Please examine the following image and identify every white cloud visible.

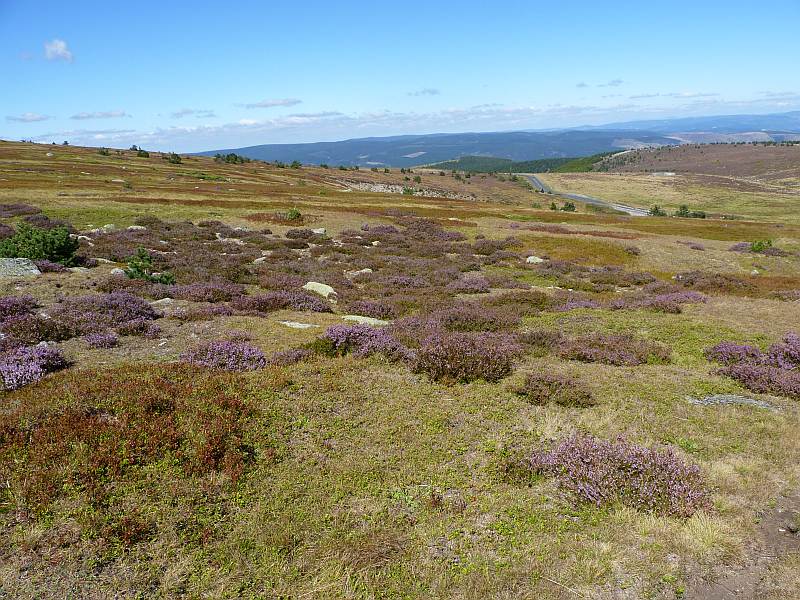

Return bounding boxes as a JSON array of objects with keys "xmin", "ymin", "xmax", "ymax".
[
  {"xmin": 576, "ymin": 82, "xmax": 589, "ymax": 88},
  {"xmin": 44, "ymin": 39, "xmax": 73, "ymax": 62},
  {"xmin": 170, "ymin": 108, "xmax": 217, "ymax": 119},
  {"xmin": 6, "ymin": 112, "xmax": 51, "ymax": 123},
  {"xmin": 598, "ymin": 79, "xmax": 624, "ymax": 88},
  {"xmin": 241, "ymin": 98, "xmax": 302, "ymax": 109},
  {"xmin": 70, "ymin": 111, "xmax": 129, "ymax": 120},
  {"xmin": 408, "ymin": 88, "xmax": 441, "ymax": 97},
  {"xmin": 629, "ymin": 91, "xmax": 719, "ymax": 100}
]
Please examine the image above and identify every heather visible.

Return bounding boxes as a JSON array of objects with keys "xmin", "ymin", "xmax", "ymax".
[
  {"xmin": 706, "ymin": 333, "xmax": 800, "ymax": 398},
  {"xmin": 558, "ymin": 333, "xmax": 671, "ymax": 366},
  {"xmin": 519, "ymin": 434, "xmax": 712, "ymax": 517},
  {"xmin": 0, "ymin": 294, "xmax": 37, "ymax": 322},
  {"xmin": 232, "ymin": 291, "xmax": 333, "ymax": 314},
  {"xmin": 413, "ymin": 332, "xmax": 522, "ymax": 382},
  {"xmin": 181, "ymin": 340, "xmax": 267, "ymax": 371},
  {"xmin": 515, "ymin": 372, "xmax": 595, "ymax": 407},
  {"xmin": 0, "ymin": 344, "xmax": 69, "ymax": 390}
]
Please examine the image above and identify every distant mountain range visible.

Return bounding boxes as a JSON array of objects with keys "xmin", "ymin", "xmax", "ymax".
[{"xmin": 197, "ymin": 111, "xmax": 800, "ymax": 167}]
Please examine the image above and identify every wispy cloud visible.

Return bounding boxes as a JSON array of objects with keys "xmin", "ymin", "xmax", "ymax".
[
  {"xmin": 44, "ymin": 39, "xmax": 73, "ymax": 62},
  {"xmin": 759, "ymin": 90, "xmax": 797, "ymax": 99},
  {"xmin": 629, "ymin": 91, "xmax": 719, "ymax": 100},
  {"xmin": 70, "ymin": 110, "xmax": 130, "ymax": 120},
  {"xmin": 598, "ymin": 79, "xmax": 624, "ymax": 88},
  {"xmin": 408, "ymin": 88, "xmax": 440, "ymax": 97},
  {"xmin": 170, "ymin": 108, "xmax": 217, "ymax": 119},
  {"xmin": 576, "ymin": 82, "xmax": 589, "ymax": 88},
  {"xmin": 6, "ymin": 112, "xmax": 51, "ymax": 123},
  {"xmin": 240, "ymin": 98, "xmax": 302, "ymax": 109}
]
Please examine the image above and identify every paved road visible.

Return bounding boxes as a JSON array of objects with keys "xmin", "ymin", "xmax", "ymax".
[{"xmin": 522, "ymin": 174, "xmax": 650, "ymax": 217}]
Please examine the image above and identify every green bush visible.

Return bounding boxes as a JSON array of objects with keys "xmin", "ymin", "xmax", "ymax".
[
  {"xmin": 751, "ymin": 239, "xmax": 773, "ymax": 252},
  {"xmin": 137, "ymin": 149, "xmax": 150, "ymax": 158},
  {"xmin": 649, "ymin": 205, "xmax": 667, "ymax": 217},
  {"xmin": 0, "ymin": 223, "xmax": 79, "ymax": 265},
  {"xmin": 124, "ymin": 247, "xmax": 175, "ymax": 284}
]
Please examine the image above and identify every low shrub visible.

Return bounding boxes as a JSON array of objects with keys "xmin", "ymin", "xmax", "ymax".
[
  {"xmin": 0, "ymin": 202, "xmax": 40, "ymax": 217},
  {"xmin": 0, "ymin": 223, "xmax": 79, "ymax": 265},
  {"xmin": 515, "ymin": 372, "xmax": 595, "ymax": 407},
  {"xmin": 345, "ymin": 299, "xmax": 398, "ymax": 320},
  {"xmin": 33, "ymin": 259, "xmax": 69, "ymax": 273},
  {"xmin": 0, "ymin": 345, "xmax": 69, "ymax": 390},
  {"xmin": 558, "ymin": 333, "xmax": 671, "ymax": 366},
  {"xmin": 171, "ymin": 304, "xmax": 234, "ymax": 322},
  {"xmin": 117, "ymin": 318, "xmax": 162, "ymax": 338},
  {"xmin": 232, "ymin": 291, "xmax": 332, "ymax": 314},
  {"xmin": 447, "ymin": 275, "xmax": 491, "ymax": 294},
  {"xmin": 181, "ymin": 340, "xmax": 266, "ymax": 371},
  {"xmin": 320, "ymin": 324, "xmax": 413, "ymax": 362},
  {"xmin": 169, "ymin": 281, "xmax": 245, "ymax": 303},
  {"xmin": 84, "ymin": 331, "xmax": 119, "ymax": 348},
  {"xmin": 413, "ymin": 332, "xmax": 522, "ymax": 383},
  {"xmin": 676, "ymin": 271, "xmax": 756, "ymax": 295},
  {"xmin": 266, "ymin": 348, "xmax": 313, "ymax": 366},
  {"xmin": 0, "ymin": 294, "xmax": 37, "ymax": 323},
  {"xmin": 432, "ymin": 303, "xmax": 520, "ymax": 332},
  {"xmin": 522, "ymin": 434, "xmax": 711, "ymax": 517},
  {"xmin": 517, "ymin": 328, "xmax": 564, "ymax": 350}
]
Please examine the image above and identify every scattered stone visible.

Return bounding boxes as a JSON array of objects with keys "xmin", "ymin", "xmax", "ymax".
[
  {"xmin": 345, "ymin": 268, "xmax": 373, "ymax": 279},
  {"xmin": 68, "ymin": 267, "xmax": 90, "ymax": 274},
  {"xmin": 45, "ymin": 152, "xmax": 53, "ymax": 157},
  {"xmin": 303, "ymin": 281, "xmax": 337, "ymax": 299},
  {"xmin": 526, "ymin": 255, "xmax": 545, "ymax": 264},
  {"xmin": 0, "ymin": 258, "xmax": 41, "ymax": 278},
  {"xmin": 372, "ymin": 240, "xmax": 381, "ymax": 246},
  {"xmin": 217, "ymin": 237, "xmax": 245, "ymax": 246},
  {"xmin": 127, "ymin": 225, "xmax": 147, "ymax": 231},
  {"xmin": 342, "ymin": 315, "xmax": 389, "ymax": 326},
  {"xmin": 110, "ymin": 267, "xmax": 126, "ymax": 276},
  {"xmin": 311, "ymin": 227, "xmax": 327, "ymax": 235},
  {"xmin": 279, "ymin": 321, "xmax": 319, "ymax": 329},
  {"xmin": 111, "ymin": 179, "xmax": 126, "ymax": 184},
  {"xmin": 252, "ymin": 256, "xmax": 268, "ymax": 264},
  {"xmin": 151, "ymin": 298, "xmax": 174, "ymax": 307},
  {"xmin": 687, "ymin": 394, "xmax": 776, "ymax": 410},
  {"xmin": 93, "ymin": 258, "xmax": 113, "ymax": 264}
]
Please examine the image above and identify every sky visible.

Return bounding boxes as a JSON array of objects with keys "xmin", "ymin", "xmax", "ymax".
[{"xmin": 1, "ymin": 0, "xmax": 799, "ymax": 152}]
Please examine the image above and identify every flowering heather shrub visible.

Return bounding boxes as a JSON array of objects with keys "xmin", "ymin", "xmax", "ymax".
[
  {"xmin": 588, "ymin": 268, "xmax": 656, "ymax": 287},
  {"xmin": 232, "ymin": 291, "xmax": 332, "ymax": 314},
  {"xmin": 53, "ymin": 292, "xmax": 160, "ymax": 331},
  {"xmin": 84, "ymin": 331, "xmax": 119, "ymax": 348},
  {"xmin": 346, "ymin": 299, "xmax": 398, "ymax": 320},
  {"xmin": 266, "ymin": 348, "xmax": 313, "ymax": 366},
  {"xmin": 717, "ymin": 363, "xmax": 800, "ymax": 398},
  {"xmin": 432, "ymin": 303, "xmax": 520, "ymax": 332},
  {"xmin": 517, "ymin": 328, "xmax": 564, "ymax": 350},
  {"xmin": 1, "ymin": 313, "xmax": 80, "ymax": 344},
  {"xmin": 772, "ymin": 289, "xmax": 800, "ymax": 302},
  {"xmin": 472, "ymin": 237, "xmax": 518, "ymax": 255},
  {"xmin": 483, "ymin": 273, "xmax": 530, "ymax": 289},
  {"xmin": 258, "ymin": 272, "xmax": 306, "ymax": 290},
  {"xmin": 33, "ymin": 258, "xmax": 69, "ymax": 273},
  {"xmin": 483, "ymin": 290, "xmax": 552, "ymax": 315},
  {"xmin": 704, "ymin": 341, "xmax": 762, "ymax": 365},
  {"xmin": 382, "ymin": 275, "xmax": 429, "ymax": 288},
  {"xmin": 171, "ymin": 304, "xmax": 234, "ymax": 322},
  {"xmin": 361, "ymin": 224, "xmax": 399, "ymax": 235},
  {"xmin": 676, "ymin": 271, "xmax": 756, "ymax": 295},
  {"xmin": 447, "ymin": 275, "xmax": 491, "ymax": 294},
  {"xmin": 558, "ymin": 333, "xmax": 671, "ymax": 366},
  {"xmin": 117, "ymin": 318, "xmax": 162, "ymax": 338},
  {"xmin": 0, "ymin": 345, "xmax": 69, "ymax": 390},
  {"xmin": 728, "ymin": 242, "xmax": 752, "ymax": 253},
  {"xmin": 0, "ymin": 223, "xmax": 15, "ymax": 239},
  {"xmin": 413, "ymin": 332, "xmax": 522, "ymax": 383},
  {"xmin": 0, "ymin": 294, "xmax": 37, "ymax": 323},
  {"xmin": 321, "ymin": 324, "xmax": 414, "ymax": 362},
  {"xmin": 524, "ymin": 434, "xmax": 712, "ymax": 517},
  {"xmin": 23, "ymin": 213, "xmax": 76, "ymax": 232},
  {"xmin": 169, "ymin": 281, "xmax": 245, "ymax": 303},
  {"xmin": 181, "ymin": 340, "xmax": 266, "ymax": 371},
  {"xmin": 516, "ymin": 372, "xmax": 595, "ymax": 407},
  {"xmin": 608, "ymin": 291, "xmax": 707, "ymax": 314},
  {"xmin": 401, "ymin": 218, "xmax": 466, "ymax": 242},
  {"xmin": 0, "ymin": 202, "xmax": 40, "ymax": 217},
  {"xmin": 678, "ymin": 240, "xmax": 705, "ymax": 251}
]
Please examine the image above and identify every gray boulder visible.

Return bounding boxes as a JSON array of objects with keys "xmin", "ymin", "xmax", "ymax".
[{"xmin": 0, "ymin": 258, "xmax": 41, "ymax": 278}]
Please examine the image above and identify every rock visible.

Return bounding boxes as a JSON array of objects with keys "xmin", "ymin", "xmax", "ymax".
[
  {"xmin": 0, "ymin": 258, "xmax": 41, "ymax": 278},
  {"xmin": 303, "ymin": 281, "xmax": 337, "ymax": 299},
  {"xmin": 151, "ymin": 298, "xmax": 174, "ymax": 307},
  {"xmin": 372, "ymin": 240, "xmax": 381, "ymax": 246},
  {"xmin": 526, "ymin": 255, "xmax": 545, "ymax": 264},
  {"xmin": 279, "ymin": 321, "xmax": 318, "ymax": 329},
  {"xmin": 217, "ymin": 237, "xmax": 245, "ymax": 246},
  {"xmin": 127, "ymin": 225, "xmax": 147, "ymax": 231},
  {"xmin": 93, "ymin": 257, "xmax": 113, "ymax": 264},
  {"xmin": 77, "ymin": 235, "xmax": 93, "ymax": 242},
  {"xmin": 68, "ymin": 267, "xmax": 90, "ymax": 274},
  {"xmin": 111, "ymin": 179, "xmax": 126, "ymax": 183},
  {"xmin": 687, "ymin": 394, "xmax": 776, "ymax": 410},
  {"xmin": 252, "ymin": 257, "xmax": 268, "ymax": 264},
  {"xmin": 345, "ymin": 268, "xmax": 373, "ymax": 279},
  {"xmin": 751, "ymin": 269, "xmax": 760, "ymax": 275},
  {"xmin": 342, "ymin": 315, "xmax": 389, "ymax": 326},
  {"xmin": 45, "ymin": 152, "xmax": 53, "ymax": 157},
  {"xmin": 311, "ymin": 228, "xmax": 327, "ymax": 235},
  {"xmin": 110, "ymin": 267, "xmax": 126, "ymax": 276}
]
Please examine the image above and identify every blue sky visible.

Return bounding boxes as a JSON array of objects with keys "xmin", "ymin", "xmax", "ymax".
[{"xmin": 1, "ymin": 0, "xmax": 799, "ymax": 152}]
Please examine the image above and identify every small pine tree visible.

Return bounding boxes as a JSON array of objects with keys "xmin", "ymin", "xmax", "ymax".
[
  {"xmin": 0, "ymin": 223, "xmax": 79, "ymax": 265},
  {"xmin": 124, "ymin": 247, "xmax": 175, "ymax": 284}
]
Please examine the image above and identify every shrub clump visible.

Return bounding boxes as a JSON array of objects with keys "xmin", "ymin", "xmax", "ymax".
[
  {"xmin": 0, "ymin": 295, "xmax": 37, "ymax": 323},
  {"xmin": 522, "ymin": 434, "xmax": 712, "ymax": 517},
  {"xmin": 413, "ymin": 332, "xmax": 522, "ymax": 383},
  {"xmin": 558, "ymin": 333, "xmax": 671, "ymax": 366},
  {"xmin": 515, "ymin": 372, "xmax": 595, "ymax": 407},
  {"xmin": 0, "ymin": 223, "xmax": 79, "ymax": 265},
  {"xmin": 266, "ymin": 348, "xmax": 313, "ymax": 366},
  {"xmin": 232, "ymin": 291, "xmax": 332, "ymax": 314},
  {"xmin": 319, "ymin": 324, "xmax": 413, "ymax": 362},
  {"xmin": 0, "ymin": 345, "xmax": 69, "ymax": 390},
  {"xmin": 181, "ymin": 340, "xmax": 266, "ymax": 372},
  {"xmin": 84, "ymin": 331, "xmax": 119, "ymax": 348},
  {"xmin": 706, "ymin": 333, "xmax": 800, "ymax": 398}
]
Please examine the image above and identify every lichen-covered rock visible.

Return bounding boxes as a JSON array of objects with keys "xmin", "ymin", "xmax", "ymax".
[
  {"xmin": 303, "ymin": 281, "xmax": 336, "ymax": 299},
  {"xmin": 0, "ymin": 258, "xmax": 41, "ymax": 278}
]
